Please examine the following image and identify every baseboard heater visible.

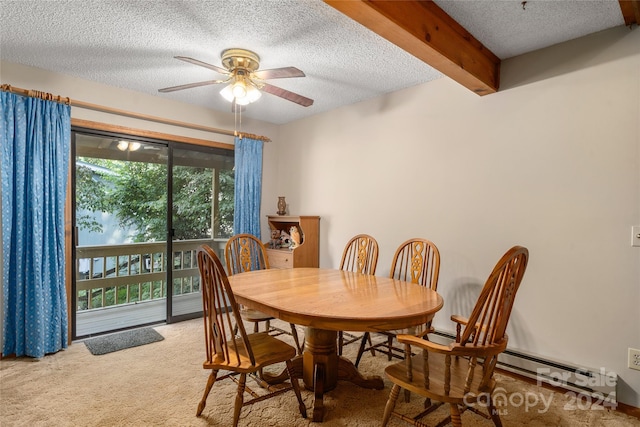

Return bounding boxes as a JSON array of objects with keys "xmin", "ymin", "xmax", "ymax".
[{"xmin": 430, "ymin": 330, "xmax": 618, "ymax": 406}]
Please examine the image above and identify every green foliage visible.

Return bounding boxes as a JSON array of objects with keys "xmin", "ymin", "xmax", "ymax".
[
  {"xmin": 75, "ymin": 164, "xmax": 108, "ymax": 233},
  {"xmin": 106, "ymin": 161, "xmax": 168, "ymax": 242},
  {"xmin": 172, "ymin": 165, "xmax": 213, "ymax": 240},
  {"xmin": 217, "ymin": 169, "xmax": 235, "ymax": 238},
  {"xmin": 76, "ymin": 282, "xmax": 167, "ymax": 311},
  {"xmin": 76, "ymin": 157, "xmax": 234, "ymax": 242}
]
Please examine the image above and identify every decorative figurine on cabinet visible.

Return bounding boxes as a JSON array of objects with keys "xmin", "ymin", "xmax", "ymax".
[
  {"xmin": 279, "ymin": 229, "xmax": 292, "ymax": 248},
  {"xmin": 269, "ymin": 229, "xmax": 281, "ymax": 249},
  {"xmin": 289, "ymin": 226, "xmax": 301, "ymax": 249}
]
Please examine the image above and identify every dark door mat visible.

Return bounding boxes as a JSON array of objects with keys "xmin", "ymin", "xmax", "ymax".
[{"xmin": 84, "ymin": 328, "xmax": 164, "ymax": 355}]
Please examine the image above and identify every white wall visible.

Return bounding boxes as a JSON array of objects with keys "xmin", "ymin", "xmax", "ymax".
[{"xmin": 271, "ymin": 26, "xmax": 640, "ymax": 407}]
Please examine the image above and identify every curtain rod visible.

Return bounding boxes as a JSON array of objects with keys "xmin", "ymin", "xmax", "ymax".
[{"xmin": 1, "ymin": 84, "xmax": 271, "ymax": 142}]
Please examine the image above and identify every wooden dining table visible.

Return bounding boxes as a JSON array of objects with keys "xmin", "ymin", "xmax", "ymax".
[{"xmin": 228, "ymin": 267, "xmax": 444, "ymax": 422}]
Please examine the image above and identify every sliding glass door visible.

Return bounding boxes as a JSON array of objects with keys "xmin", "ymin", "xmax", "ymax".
[
  {"xmin": 168, "ymin": 145, "xmax": 235, "ymax": 321},
  {"xmin": 72, "ymin": 129, "xmax": 234, "ymax": 337}
]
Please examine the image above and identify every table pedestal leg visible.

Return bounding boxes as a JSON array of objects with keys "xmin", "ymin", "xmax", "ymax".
[
  {"xmin": 336, "ymin": 356, "xmax": 384, "ymax": 389},
  {"xmin": 303, "ymin": 328, "xmax": 338, "ymax": 392},
  {"xmin": 291, "ymin": 327, "xmax": 384, "ymax": 422}
]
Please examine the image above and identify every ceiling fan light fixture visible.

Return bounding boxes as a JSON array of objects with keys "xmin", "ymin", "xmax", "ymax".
[
  {"xmin": 220, "ymin": 76, "xmax": 262, "ymax": 105},
  {"xmin": 246, "ymin": 83, "xmax": 262, "ymax": 103},
  {"xmin": 231, "ymin": 80, "xmax": 247, "ymax": 98},
  {"xmin": 220, "ymin": 84, "xmax": 235, "ymax": 102}
]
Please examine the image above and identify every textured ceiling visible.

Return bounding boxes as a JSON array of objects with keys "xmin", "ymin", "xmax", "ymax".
[{"xmin": 0, "ymin": 0, "xmax": 629, "ymax": 125}]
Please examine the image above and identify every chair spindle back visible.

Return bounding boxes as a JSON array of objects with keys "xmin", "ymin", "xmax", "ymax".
[
  {"xmin": 225, "ymin": 233, "xmax": 270, "ymax": 276},
  {"xmin": 459, "ymin": 245, "xmax": 529, "ymax": 348},
  {"xmin": 339, "ymin": 234, "xmax": 379, "ymax": 275},
  {"xmin": 390, "ymin": 238, "xmax": 440, "ymax": 291},
  {"xmin": 198, "ymin": 244, "xmax": 255, "ymax": 367}
]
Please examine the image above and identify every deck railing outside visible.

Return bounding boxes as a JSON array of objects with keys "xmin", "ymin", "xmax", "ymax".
[{"xmin": 76, "ymin": 239, "xmax": 227, "ymax": 311}]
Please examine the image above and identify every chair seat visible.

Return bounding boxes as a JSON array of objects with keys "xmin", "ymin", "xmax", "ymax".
[
  {"xmin": 355, "ymin": 324, "xmax": 434, "ymax": 367},
  {"xmin": 204, "ymin": 332, "xmax": 298, "ymax": 373},
  {"xmin": 384, "ymin": 352, "xmax": 495, "ymax": 404},
  {"xmin": 377, "ymin": 323, "xmax": 432, "ymax": 340},
  {"xmin": 240, "ymin": 307, "xmax": 274, "ymax": 323}
]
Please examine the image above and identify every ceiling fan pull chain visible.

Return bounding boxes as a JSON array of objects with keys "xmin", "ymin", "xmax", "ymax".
[{"xmin": 234, "ymin": 99, "xmax": 243, "ymax": 140}]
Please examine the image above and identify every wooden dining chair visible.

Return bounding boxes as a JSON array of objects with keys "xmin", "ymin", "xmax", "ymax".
[
  {"xmin": 381, "ymin": 246, "xmax": 529, "ymax": 427},
  {"xmin": 225, "ymin": 233, "xmax": 303, "ymax": 354},
  {"xmin": 195, "ymin": 244, "xmax": 307, "ymax": 425},
  {"xmin": 354, "ymin": 237, "xmax": 440, "ymax": 367},
  {"xmin": 337, "ymin": 234, "xmax": 379, "ymax": 355}
]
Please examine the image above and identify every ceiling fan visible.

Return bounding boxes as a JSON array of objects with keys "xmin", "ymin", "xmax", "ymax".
[{"xmin": 158, "ymin": 48, "xmax": 314, "ymax": 108}]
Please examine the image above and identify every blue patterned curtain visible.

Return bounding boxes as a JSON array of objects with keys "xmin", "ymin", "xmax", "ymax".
[
  {"xmin": 1, "ymin": 91, "xmax": 70, "ymax": 358},
  {"xmin": 233, "ymin": 136, "xmax": 263, "ymax": 239}
]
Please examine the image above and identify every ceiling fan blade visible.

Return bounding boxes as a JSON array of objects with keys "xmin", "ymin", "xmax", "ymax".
[
  {"xmin": 158, "ymin": 79, "xmax": 227, "ymax": 93},
  {"xmin": 261, "ymin": 83, "xmax": 314, "ymax": 107},
  {"xmin": 253, "ymin": 66, "xmax": 306, "ymax": 80},
  {"xmin": 174, "ymin": 56, "xmax": 229, "ymax": 75}
]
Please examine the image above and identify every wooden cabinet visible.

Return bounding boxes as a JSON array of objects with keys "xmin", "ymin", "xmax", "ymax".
[{"xmin": 265, "ymin": 215, "xmax": 320, "ymax": 269}]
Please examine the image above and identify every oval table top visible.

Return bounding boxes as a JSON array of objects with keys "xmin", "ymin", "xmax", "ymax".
[{"xmin": 228, "ymin": 267, "xmax": 444, "ymax": 332}]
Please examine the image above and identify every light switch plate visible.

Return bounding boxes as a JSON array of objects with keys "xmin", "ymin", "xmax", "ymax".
[{"xmin": 632, "ymin": 226, "xmax": 640, "ymax": 247}]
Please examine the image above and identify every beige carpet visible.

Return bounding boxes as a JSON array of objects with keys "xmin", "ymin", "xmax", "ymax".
[{"xmin": 1, "ymin": 318, "xmax": 638, "ymax": 427}]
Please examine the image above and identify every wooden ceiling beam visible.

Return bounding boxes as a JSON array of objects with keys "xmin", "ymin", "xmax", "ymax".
[
  {"xmin": 619, "ymin": 0, "xmax": 640, "ymax": 26},
  {"xmin": 324, "ymin": 0, "xmax": 501, "ymax": 96}
]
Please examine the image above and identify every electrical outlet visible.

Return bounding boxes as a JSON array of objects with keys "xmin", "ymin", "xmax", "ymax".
[{"xmin": 629, "ymin": 348, "xmax": 640, "ymax": 371}]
